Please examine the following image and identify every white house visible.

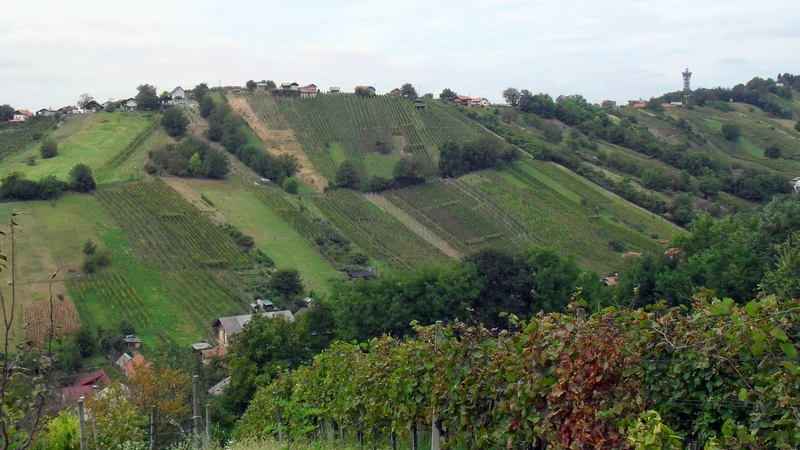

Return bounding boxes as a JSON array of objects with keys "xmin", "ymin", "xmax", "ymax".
[
  {"xmin": 9, "ymin": 109, "xmax": 33, "ymax": 123},
  {"xmin": 256, "ymin": 82, "xmax": 269, "ymax": 92},
  {"xmin": 211, "ymin": 310, "xmax": 294, "ymax": 347},
  {"xmin": 120, "ymin": 98, "xmax": 137, "ymax": 111},
  {"xmin": 472, "ymin": 97, "xmax": 491, "ymax": 107},
  {"xmin": 171, "ymin": 86, "xmax": 186, "ymax": 102}
]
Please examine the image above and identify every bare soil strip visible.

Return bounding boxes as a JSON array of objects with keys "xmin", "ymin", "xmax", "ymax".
[
  {"xmin": 227, "ymin": 94, "xmax": 328, "ymax": 193},
  {"xmin": 363, "ymin": 193, "xmax": 463, "ymax": 259}
]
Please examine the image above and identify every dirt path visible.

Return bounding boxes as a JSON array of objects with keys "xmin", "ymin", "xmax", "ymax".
[
  {"xmin": 363, "ymin": 193, "xmax": 463, "ymax": 259},
  {"xmin": 226, "ymin": 94, "xmax": 328, "ymax": 193},
  {"xmin": 161, "ymin": 177, "xmax": 229, "ymax": 225}
]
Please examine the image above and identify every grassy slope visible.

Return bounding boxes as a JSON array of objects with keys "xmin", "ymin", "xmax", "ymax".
[
  {"xmin": 181, "ymin": 178, "xmax": 342, "ymax": 293},
  {"xmin": 0, "ymin": 112, "xmax": 156, "ymax": 180},
  {"xmin": 634, "ymin": 103, "xmax": 800, "ymax": 176}
]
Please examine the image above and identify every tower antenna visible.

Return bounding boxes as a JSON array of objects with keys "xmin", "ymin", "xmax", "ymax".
[{"xmin": 682, "ymin": 67, "xmax": 692, "ymax": 93}]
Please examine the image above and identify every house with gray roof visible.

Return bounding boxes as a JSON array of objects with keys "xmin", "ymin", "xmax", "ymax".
[{"xmin": 211, "ymin": 310, "xmax": 295, "ymax": 347}]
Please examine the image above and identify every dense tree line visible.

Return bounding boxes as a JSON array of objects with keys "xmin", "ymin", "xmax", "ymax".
[
  {"xmin": 491, "ymin": 88, "xmax": 790, "ymax": 204},
  {"xmin": 617, "ymin": 195, "xmax": 800, "ymax": 306},
  {"xmin": 201, "ymin": 94, "xmax": 299, "ymax": 186},
  {"xmin": 438, "ymin": 136, "xmax": 516, "ymax": 178},
  {"xmin": 0, "ymin": 164, "xmax": 95, "ymax": 201},
  {"xmin": 146, "ymin": 137, "xmax": 229, "ymax": 178},
  {"xmin": 660, "ymin": 76, "xmax": 795, "ymax": 119}
]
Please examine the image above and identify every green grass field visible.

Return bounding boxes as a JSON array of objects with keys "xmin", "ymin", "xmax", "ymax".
[
  {"xmin": 184, "ymin": 179, "xmax": 342, "ymax": 293},
  {"xmin": 0, "ymin": 112, "xmax": 156, "ymax": 181},
  {"xmin": 244, "ymin": 93, "xmax": 487, "ymax": 181}
]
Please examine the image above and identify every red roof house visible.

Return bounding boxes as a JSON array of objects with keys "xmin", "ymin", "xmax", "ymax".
[{"xmin": 62, "ymin": 369, "xmax": 110, "ymax": 403}]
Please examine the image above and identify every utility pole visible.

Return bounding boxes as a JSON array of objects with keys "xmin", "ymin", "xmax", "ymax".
[
  {"xmin": 77, "ymin": 398, "xmax": 88, "ymax": 450},
  {"xmin": 431, "ymin": 321, "xmax": 443, "ymax": 450},
  {"xmin": 150, "ymin": 406, "xmax": 157, "ymax": 450},
  {"xmin": 192, "ymin": 375, "xmax": 201, "ymax": 447},
  {"xmin": 205, "ymin": 404, "xmax": 211, "ymax": 447}
]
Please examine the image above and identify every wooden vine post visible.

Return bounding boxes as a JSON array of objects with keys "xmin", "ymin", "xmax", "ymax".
[{"xmin": 431, "ymin": 320, "xmax": 443, "ymax": 450}]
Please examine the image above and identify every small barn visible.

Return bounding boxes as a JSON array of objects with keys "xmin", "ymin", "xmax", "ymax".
[
  {"xmin": 413, "ymin": 99, "xmax": 428, "ymax": 110},
  {"xmin": 281, "ymin": 82, "xmax": 300, "ymax": 91},
  {"xmin": 36, "ymin": 108, "xmax": 57, "ymax": 117},
  {"xmin": 356, "ymin": 85, "xmax": 377, "ymax": 96},
  {"xmin": 329, "ymin": 87, "xmax": 341, "ymax": 94},
  {"xmin": 452, "ymin": 96, "xmax": 473, "ymax": 107},
  {"xmin": 390, "ymin": 88, "xmax": 402, "ymax": 95},
  {"xmin": 62, "ymin": 370, "xmax": 110, "ymax": 403},
  {"xmin": 123, "ymin": 336, "xmax": 142, "ymax": 350},
  {"xmin": 256, "ymin": 82, "xmax": 269, "ymax": 92}
]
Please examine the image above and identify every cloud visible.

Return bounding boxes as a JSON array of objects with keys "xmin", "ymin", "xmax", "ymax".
[{"xmin": 0, "ymin": 0, "xmax": 798, "ymax": 107}]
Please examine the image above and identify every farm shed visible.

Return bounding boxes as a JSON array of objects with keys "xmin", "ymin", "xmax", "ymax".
[
  {"xmin": 390, "ymin": 88, "xmax": 402, "ymax": 95},
  {"xmin": 601, "ymin": 276, "xmax": 618, "ymax": 286},
  {"xmin": 59, "ymin": 105, "xmax": 79, "ymax": 115},
  {"xmin": 281, "ymin": 82, "xmax": 300, "ymax": 91},
  {"xmin": 212, "ymin": 310, "xmax": 295, "ymax": 347},
  {"xmin": 347, "ymin": 268, "xmax": 377, "ymax": 281},
  {"xmin": 36, "ymin": 108, "xmax": 57, "ymax": 117},
  {"xmin": 413, "ymin": 99, "xmax": 428, "ymax": 110},
  {"xmin": 256, "ymin": 82, "xmax": 269, "ymax": 92},
  {"xmin": 328, "ymin": 86, "xmax": 341, "ymax": 94},
  {"xmin": 191, "ymin": 342, "xmax": 213, "ymax": 353},
  {"xmin": 83, "ymin": 100, "xmax": 104, "ymax": 112},
  {"xmin": 123, "ymin": 336, "xmax": 142, "ymax": 349}
]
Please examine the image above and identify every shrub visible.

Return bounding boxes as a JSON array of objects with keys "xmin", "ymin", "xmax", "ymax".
[
  {"xmin": 105, "ymin": 102, "xmax": 117, "ymax": 113},
  {"xmin": 32, "ymin": 131, "xmax": 43, "ymax": 141},
  {"xmin": 144, "ymin": 163, "xmax": 158, "ymax": 175},
  {"xmin": 283, "ymin": 178, "xmax": 298, "ymax": 194},
  {"xmin": 200, "ymin": 193, "xmax": 214, "ymax": 207},
  {"xmin": 39, "ymin": 138, "xmax": 58, "ymax": 158},
  {"xmin": 26, "ymin": 156, "xmax": 35, "ymax": 166},
  {"xmin": 795, "ymin": 121, "xmax": 800, "ymax": 132},
  {"xmin": 119, "ymin": 320, "xmax": 135, "ymax": 336},
  {"xmin": 764, "ymin": 145, "xmax": 782, "ymax": 159},
  {"xmin": 83, "ymin": 239, "xmax": 97, "ymax": 255},
  {"xmin": 74, "ymin": 325, "xmax": 96, "ymax": 357},
  {"xmin": 721, "ymin": 123, "xmax": 741, "ymax": 141}
]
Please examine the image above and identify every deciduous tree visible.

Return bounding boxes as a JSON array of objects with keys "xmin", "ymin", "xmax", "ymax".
[
  {"xmin": 502, "ymin": 87, "xmax": 521, "ymax": 109},
  {"xmin": 135, "ymin": 84, "xmax": 159, "ymax": 110},
  {"xmin": 68, "ymin": 164, "xmax": 96, "ymax": 192},
  {"xmin": 0, "ymin": 105, "xmax": 13, "ymax": 122},
  {"xmin": 400, "ymin": 83, "xmax": 417, "ymax": 99},
  {"xmin": 439, "ymin": 88, "xmax": 457, "ymax": 101},
  {"xmin": 246, "ymin": 80, "xmax": 257, "ymax": 91},
  {"xmin": 270, "ymin": 268, "xmax": 304, "ymax": 296},
  {"xmin": 335, "ymin": 160, "xmax": 359, "ymax": 188},
  {"xmin": 162, "ymin": 106, "xmax": 189, "ymax": 137},
  {"xmin": 193, "ymin": 83, "xmax": 210, "ymax": 102},
  {"xmin": 77, "ymin": 93, "xmax": 94, "ymax": 109},
  {"xmin": 764, "ymin": 145, "xmax": 782, "ymax": 159}
]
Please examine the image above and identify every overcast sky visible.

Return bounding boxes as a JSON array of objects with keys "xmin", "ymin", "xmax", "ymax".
[{"xmin": 2, "ymin": 0, "xmax": 798, "ymax": 110}]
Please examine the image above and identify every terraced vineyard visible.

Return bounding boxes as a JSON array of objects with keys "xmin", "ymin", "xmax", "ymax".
[
  {"xmin": 381, "ymin": 179, "xmax": 529, "ymax": 254},
  {"xmin": 68, "ymin": 272, "xmax": 156, "ymax": 339},
  {"xmin": 311, "ymin": 189, "xmax": 450, "ymax": 270},
  {"xmin": 474, "ymin": 165, "xmax": 663, "ymax": 272},
  {"xmin": 0, "ymin": 117, "xmax": 56, "ymax": 160},
  {"xmin": 95, "ymin": 179, "xmax": 249, "ymax": 334},
  {"xmin": 245, "ymin": 93, "xmax": 487, "ymax": 180}
]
